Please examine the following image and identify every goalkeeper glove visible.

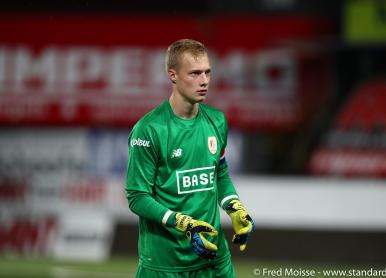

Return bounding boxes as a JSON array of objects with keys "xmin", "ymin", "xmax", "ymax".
[
  {"xmin": 175, "ymin": 213, "xmax": 218, "ymax": 260},
  {"xmin": 226, "ymin": 200, "xmax": 255, "ymax": 251}
]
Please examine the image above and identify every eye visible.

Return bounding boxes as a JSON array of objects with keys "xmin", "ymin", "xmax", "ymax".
[{"xmin": 190, "ymin": 71, "xmax": 201, "ymax": 76}]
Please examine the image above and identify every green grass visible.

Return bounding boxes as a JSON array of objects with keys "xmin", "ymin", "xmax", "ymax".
[
  {"xmin": 0, "ymin": 256, "xmax": 136, "ymax": 278},
  {"xmin": 0, "ymin": 256, "xmax": 384, "ymax": 278}
]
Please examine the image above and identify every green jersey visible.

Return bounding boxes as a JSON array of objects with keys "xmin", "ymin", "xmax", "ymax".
[{"xmin": 126, "ymin": 100, "xmax": 239, "ymax": 272}]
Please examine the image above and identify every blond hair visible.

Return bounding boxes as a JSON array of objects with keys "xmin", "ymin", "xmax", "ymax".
[{"xmin": 165, "ymin": 39, "xmax": 208, "ymax": 72}]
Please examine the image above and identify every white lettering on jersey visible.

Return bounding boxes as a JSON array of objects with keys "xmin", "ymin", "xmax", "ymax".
[
  {"xmin": 182, "ymin": 176, "xmax": 191, "ymax": 187},
  {"xmin": 130, "ymin": 138, "xmax": 150, "ymax": 148},
  {"xmin": 200, "ymin": 173, "xmax": 208, "ymax": 185},
  {"xmin": 176, "ymin": 166, "xmax": 215, "ymax": 194}
]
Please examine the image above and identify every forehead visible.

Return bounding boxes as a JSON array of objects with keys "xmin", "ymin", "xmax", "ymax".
[{"xmin": 179, "ymin": 52, "xmax": 210, "ymax": 70}]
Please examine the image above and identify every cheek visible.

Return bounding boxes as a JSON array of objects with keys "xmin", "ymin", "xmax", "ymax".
[{"xmin": 181, "ymin": 78, "xmax": 195, "ymax": 89}]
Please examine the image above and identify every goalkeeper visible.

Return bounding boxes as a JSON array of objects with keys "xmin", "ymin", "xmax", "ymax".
[{"xmin": 126, "ymin": 39, "xmax": 255, "ymax": 277}]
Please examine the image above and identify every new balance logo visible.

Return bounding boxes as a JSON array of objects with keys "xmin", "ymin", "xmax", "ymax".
[
  {"xmin": 130, "ymin": 138, "xmax": 150, "ymax": 147},
  {"xmin": 171, "ymin": 148, "xmax": 182, "ymax": 158}
]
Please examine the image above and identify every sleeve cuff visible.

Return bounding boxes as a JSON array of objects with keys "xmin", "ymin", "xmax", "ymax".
[
  {"xmin": 220, "ymin": 194, "xmax": 239, "ymax": 209},
  {"xmin": 161, "ymin": 210, "xmax": 176, "ymax": 227}
]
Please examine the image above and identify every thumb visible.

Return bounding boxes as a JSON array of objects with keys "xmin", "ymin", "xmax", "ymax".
[{"xmin": 237, "ymin": 223, "xmax": 253, "ymax": 235}]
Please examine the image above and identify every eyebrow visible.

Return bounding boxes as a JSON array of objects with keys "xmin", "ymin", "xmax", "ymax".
[{"xmin": 189, "ymin": 68, "xmax": 211, "ymax": 74}]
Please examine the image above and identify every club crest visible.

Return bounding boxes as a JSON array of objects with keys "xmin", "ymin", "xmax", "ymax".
[{"xmin": 208, "ymin": 136, "xmax": 217, "ymax": 154}]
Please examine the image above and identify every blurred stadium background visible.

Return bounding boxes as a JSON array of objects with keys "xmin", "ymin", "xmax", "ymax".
[{"xmin": 1, "ymin": 0, "xmax": 386, "ymax": 277}]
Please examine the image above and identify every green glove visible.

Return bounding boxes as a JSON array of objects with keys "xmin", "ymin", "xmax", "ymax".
[
  {"xmin": 175, "ymin": 213, "xmax": 218, "ymax": 260},
  {"xmin": 226, "ymin": 200, "xmax": 255, "ymax": 251}
]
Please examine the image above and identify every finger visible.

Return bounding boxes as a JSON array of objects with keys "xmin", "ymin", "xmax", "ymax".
[
  {"xmin": 202, "ymin": 229, "xmax": 218, "ymax": 237},
  {"xmin": 195, "ymin": 221, "xmax": 217, "ymax": 232},
  {"xmin": 191, "ymin": 232, "xmax": 218, "ymax": 253},
  {"xmin": 232, "ymin": 233, "xmax": 248, "ymax": 245},
  {"xmin": 240, "ymin": 243, "xmax": 247, "ymax": 251},
  {"xmin": 192, "ymin": 238, "xmax": 217, "ymax": 259},
  {"xmin": 232, "ymin": 233, "xmax": 245, "ymax": 244},
  {"xmin": 194, "ymin": 221, "xmax": 218, "ymax": 237},
  {"xmin": 239, "ymin": 211, "xmax": 251, "ymax": 225},
  {"xmin": 232, "ymin": 236, "xmax": 248, "ymax": 251},
  {"xmin": 199, "ymin": 233, "xmax": 218, "ymax": 251},
  {"xmin": 237, "ymin": 222, "xmax": 253, "ymax": 235}
]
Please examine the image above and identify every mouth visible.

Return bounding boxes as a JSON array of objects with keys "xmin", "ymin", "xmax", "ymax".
[{"xmin": 197, "ymin": 89, "xmax": 207, "ymax": 96}]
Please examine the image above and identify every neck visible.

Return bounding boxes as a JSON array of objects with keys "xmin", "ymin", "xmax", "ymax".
[{"xmin": 169, "ymin": 92, "xmax": 198, "ymax": 119}]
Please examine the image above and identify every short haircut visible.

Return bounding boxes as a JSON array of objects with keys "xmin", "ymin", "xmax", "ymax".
[{"xmin": 165, "ymin": 39, "xmax": 208, "ymax": 72}]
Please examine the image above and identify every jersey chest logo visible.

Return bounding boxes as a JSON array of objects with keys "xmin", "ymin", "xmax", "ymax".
[{"xmin": 208, "ymin": 136, "xmax": 217, "ymax": 155}]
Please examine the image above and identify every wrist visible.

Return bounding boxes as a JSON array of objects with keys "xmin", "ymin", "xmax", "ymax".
[
  {"xmin": 175, "ymin": 213, "xmax": 193, "ymax": 232},
  {"xmin": 220, "ymin": 194, "xmax": 239, "ymax": 210},
  {"xmin": 166, "ymin": 212, "xmax": 177, "ymax": 227},
  {"xmin": 225, "ymin": 199, "xmax": 244, "ymax": 214}
]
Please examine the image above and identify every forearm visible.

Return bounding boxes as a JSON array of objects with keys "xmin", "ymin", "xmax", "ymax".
[
  {"xmin": 126, "ymin": 190, "xmax": 176, "ymax": 226},
  {"xmin": 217, "ymin": 164, "xmax": 239, "ymax": 209}
]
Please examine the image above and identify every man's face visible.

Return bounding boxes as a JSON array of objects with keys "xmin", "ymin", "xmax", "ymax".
[{"xmin": 171, "ymin": 52, "xmax": 211, "ymax": 104}]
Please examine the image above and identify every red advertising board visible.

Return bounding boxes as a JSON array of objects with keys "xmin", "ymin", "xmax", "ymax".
[
  {"xmin": 310, "ymin": 79, "xmax": 386, "ymax": 177},
  {"xmin": 0, "ymin": 15, "xmax": 333, "ymax": 130}
]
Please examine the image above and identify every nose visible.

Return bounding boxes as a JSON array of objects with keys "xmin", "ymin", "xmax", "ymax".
[{"xmin": 200, "ymin": 72, "xmax": 209, "ymax": 86}]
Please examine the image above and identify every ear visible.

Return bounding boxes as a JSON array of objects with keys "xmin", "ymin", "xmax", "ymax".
[{"xmin": 167, "ymin": 69, "xmax": 177, "ymax": 84}]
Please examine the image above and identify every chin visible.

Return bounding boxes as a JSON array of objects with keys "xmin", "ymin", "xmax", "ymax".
[{"xmin": 197, "ymin": 95, "xmax": 207, "ymax": 101}]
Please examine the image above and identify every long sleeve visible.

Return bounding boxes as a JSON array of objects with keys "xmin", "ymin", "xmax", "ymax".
[
  {"xmin": 216, "ymin": 115, "xmax": 239, "ymax": 209},
  {"xmin": 125, "ymin": 123, "xmax": 175, "ymax": 227},
  {"xmin": 126, "ymin": 190, "xmax": 176, "ymax": 226}
]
